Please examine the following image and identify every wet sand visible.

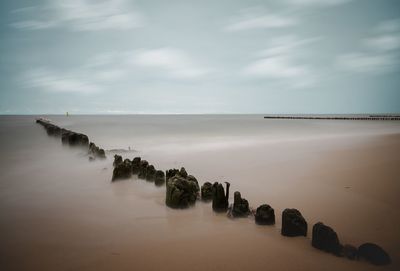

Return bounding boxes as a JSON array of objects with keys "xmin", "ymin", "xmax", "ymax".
[{"xmin": 0, "ymin": 116, "xmax": 399, "ymax": 270}]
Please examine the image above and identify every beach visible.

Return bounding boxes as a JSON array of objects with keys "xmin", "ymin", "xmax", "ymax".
[{"xmin": 0, "ymin": 115, "xmax": 399, "ymax": 270}]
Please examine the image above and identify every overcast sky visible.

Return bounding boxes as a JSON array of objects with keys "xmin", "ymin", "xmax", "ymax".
[{"xmin": 0, "ymin": 0, "xmax": 399, "ymax": 114}]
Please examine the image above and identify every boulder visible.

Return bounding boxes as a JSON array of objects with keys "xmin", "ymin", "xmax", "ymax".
[
  {"xmin": 255, "ymin": 204, "xmax": 275, "ymax": 225},
  {"xmin": 138, "ymin": 160, "xmax": 149, "ymax": 179},
  {"xmin": 212, "ymin": 182, "xmax": 230, "ymax": 212},
  {"xmin": 358, "ymin": 243, "xmax": 391, "ymax": 266},
  {"xmin": 312, "ymin": 222, "xmax": 342, "ymax": 255},
  {"xmin": 88, "ymin": 142, "xmax": 106, "ymax": 159},
  {"xmin": 281, "ymin": 209, "xmax": 307, "ymax": 237},
  {"xmin": 231, "ymin": 191, "xmax": 250, "ymax": 217},
  {"xmin": 112, "ymin": 159, "xmax": 132, "ymax": 181},
  {"xmin": 61, "ymin": 130, "xmax": 89, "ymax": 148},
  {"xmin": 179, "ymin": 167, "xmax": 188, "ymax": 178},
  {"xmin": 131, "ymin": 157, "xmax": 141, "ymax": 174},
  {"xmin": 146, "ymin": 165, "xmax": 156, "ymax": 181},
  {"xmin": 342, "ymin": 244, "xmax": 358, "ymax": 260},
  {"xmin": 201, "ymin": 182, "xmax": 213, "ymax": 201},
  {"xmin": 166, "ymin": 175, "xmax": 199, "ymax": 208},
  {"xmin": 187, "ymin": 175, "xmax": 200, "ymax": 191},
  {"xmin": 113, "ymin": 155, "xmax": 123, "ymax": 167},
  {"xmin": 166, "ymin": 168, "xmax": 179, "ymax": 180},
  {"xmin": 61, "ymin": 131, "xmax": 89, "ymax": 147},
  {"xmin": 155, "ymin": 170, "xmax": 165, "ymax": 186}
]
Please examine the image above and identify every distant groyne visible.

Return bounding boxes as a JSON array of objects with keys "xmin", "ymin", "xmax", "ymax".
[{"xmin": 264, "ymin": 115, "xmax": 400, "ymax": 120}]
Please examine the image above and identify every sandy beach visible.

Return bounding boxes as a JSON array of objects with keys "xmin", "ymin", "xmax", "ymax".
[{"xmin": 0, "ymin": 115, "xmax": 399, "ymax": 270}]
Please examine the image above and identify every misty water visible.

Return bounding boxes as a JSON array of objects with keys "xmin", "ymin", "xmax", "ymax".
[{"xmin": 1, "ymin": 115, "xmax": 400, "ymax": 271}]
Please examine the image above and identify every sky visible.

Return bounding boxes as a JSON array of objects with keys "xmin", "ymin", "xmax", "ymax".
[{"xmin": 0, "ymin": 0, "xmax": 399, "ymax": 114}]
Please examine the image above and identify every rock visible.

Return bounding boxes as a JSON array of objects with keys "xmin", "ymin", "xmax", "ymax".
[
  {"xmin": 165, "ymin": 175, "xmax": 199, "ymax": 208},
  {"xmin": 138, "ymin": 160, "xmax": 149, "ymax": 179},
  {"xmin": 166, "ymin": 168, "xmax": 179, "ymax": 180},
  {"xmin": 45, "ymin": 124, "xmax": 61, "ymax": 136},
  {"xmin": 212, "ymin": 182, "xmax": 230, "ymax": 212},
  {"xmin": 113, "ymin": 155, "xmax": 123, "ymax": 167},
  {"xmin": 312, "ymin": 222, "xmax": 342, "ymax": 255},
  {"xmin": 131, "ymin": 157, "xmax": 141, "ymax": 174},
  {"xmin": 88, "ymin": 142, "xmax": 106, "ymax": 159},
  {"xmin": 61, "ymin": 131, "xmax": 89, "ymax": 147},
  {"xmin": 112, "ymin": 159, "xmax": 132, "ymax": 181},
  {"xmin": 281, "ymin": 209, "xmax": 307, "ymax": 237},
  {"xmin": 342, "ymin": 244, "xmax": 358, "ymax": 260},
  {"xmin": 187, "ymin": 175, "xmax": 200, "ymax": 191},
  {"xmin": 201, "ymin": 182, "xmax": 213, "ymax": 201},
  {"xmin": 358, "ymin": 243, "xmax": 391, "ymax": 266},
  {"xmin": 155, "ymin": 170, "xmax": 165, "ymax": 186},
  {"xmin": 231, "ymin": 191, "xmax": 250, "ymax": 217},
  {"xmin": 179, "ymin": 167, "xmax": 188, "ymax": 178},
  {"xmin": 146, "ymin": 165, "xmax": 156, "ymax": 181},
  {"xmin": 255, "ymin": 204, "xmax": 275, "ymax": 225}
]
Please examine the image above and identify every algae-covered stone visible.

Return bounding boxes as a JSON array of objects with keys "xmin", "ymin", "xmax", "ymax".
[
  {"xmin": 113, "ymin": 155, "xmax": 123, "ymax": 167},
  {"xmin": 155, "ymin": 170, "xmax": 165, "ymax": 186},
  {"xmin": 312, "ymin": 222, "xmax": 342, "ymax": 255},
  {"xmin": 131, "ymin": 157, "xmax": 141, "ymax": 174},
  {"xmin": 255, "ymin": 204, "xmax": 275, "ymax": 225},
  {"xmin": 112, "ymin": 159, "xmax": 132, "ymax": 181},
  {"xmin": 166, "ymin": 175, "xmax": 199, "ymax": 208},
  {"xmin": 146, "ymin": 165, "xmax": 156, "ymax": 181},
  {"xmin": 212, "ymin": 182, "xmax": 230, "ymax": 212},
  {"xmin": 201, "ymin": 182, "xmax": 213, "ymax": 201},
  {"xmin": 232, "ymin": 191, "xmax": 250, "ymax": 217},
  {"xmin": 281, "ymin": 208, "xmax": 307, "ymax": 237},
  {"xmin": 138, "ymin": 160, "xmax": 149, "ymax": 179}
]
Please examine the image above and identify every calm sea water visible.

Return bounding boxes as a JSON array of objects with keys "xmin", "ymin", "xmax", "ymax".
[{"xmin": 1, "ymin": 115, "xmax": 399, "ymax": 271}]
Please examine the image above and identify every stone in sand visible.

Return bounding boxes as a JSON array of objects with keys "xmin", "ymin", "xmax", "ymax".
[
  {"xmin": 113, "ymin": 155, "xmax": 123, "ymax": 167},
  {"xmin": 201, "ymin": 182, "xmax": 213, "ymax": 201},
  {"xmin": 146, "ymin": 165, "xmax": 156, "ymax": 181},
  {"xmin": 212, "ymin": 182, "xmax": 230, "ymax": 212},
  {"xmin": 88, "ymin": 142, "xmax": 106, "ymax": 159},
  {"xmin": 138, "ymin": 160, "xmax": 149, "ymax": 179},
  {"xmin": 358, "ymin": 243, "xmax": 391, "ymax": 266},
  {"xmin": 281, "ymin": 208, "xmax": 307, "ymax": 237},
  {"xmin": 312, "ymin": 222, "xmax": 342, "ymax": 256},
  {"xmin": 112, "ymin": 159, "xmax": 132, "ymax": 181},
  {"xmin": 165, "ymin": 175, "xmax": 199, "ymax": 208},
  {"xmin": 166, "ymin": 168, "xmax": 179, "ymax": 180},
  {"xmin": 131, "ymin": 157, "xmax": 141, "ymax": 174},
  {"xmin": 155, "ymin": 170, "xmax": 165, "ymax": 186},
  {"xmin": 255, "ymin": 204, "xmax": 275, "ymax": 225},
  {"xmin": 342, "ymin": 244, "xmax": 358, "ymax": 260},
  {"xmin": 231, "ymin": 191, "xmax": 250, "ymax": 217},
  {"xmin": 179, "ymin": 167, "xmax": 188, "ymax": 178}
]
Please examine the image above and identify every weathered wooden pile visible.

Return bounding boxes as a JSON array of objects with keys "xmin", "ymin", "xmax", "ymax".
[
  {"xmin": 36, "ymin": 119, "xmax": 391, "ymax": 266},
  {"xmin": 36, "ymin": 118, "xmax": 106, "ymax": 160}
]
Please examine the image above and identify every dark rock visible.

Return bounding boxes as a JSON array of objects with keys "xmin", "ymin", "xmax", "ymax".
[
  {"xmin": 179, "ymin": 167, "xmax": 188, "ymax": 178},
  {"xmin": 113, "ymin": 155, "xmax": 123, "ymax": 167},
  {"xmin": 131, "ymin": 157, "xmax": 141, "ymax": 174},
  {"xmin": 201, "ymin": 182, "xmax": 213, "ymax": 201},
  {"xmin": 166, "ymin": 168, "xmax": 179, "ymax": 180},
  {"xmin": 88, "ymin": 142, "xmax": 106, "ymax": 159},
  {"xmin": 232, "ymin": 191, "xmax": 250, "ymax": 217},
  {"xmin": 61, "ymin": 131, "xmax": 89, "ymax": 147},
  {"xmin": 146, "ymin": 165, "xmax": 156, "ymax": 181},
  {"xmin": 138, "ymin": 160, "xmax": 149, "ymax": 179},
  {"xmin": 112, "ymin": 159, "xmax": 132, "ymax": 181},
  {"xmin": 342, "ymin": 244, "xmax": 358, "ymax": 260},
  {"xmin": 165, "ymin": 175, "xmax": 199, "ymax": 208},
  {"xmin": 187, "ymin": 175, "xmax": 199, "ymax": 191},
  {"xmin": 358, "ymin": 243, "xmax": 391, "ymax": 266},
  {"xmin": 281, "ymin": 208, "xmax": 307, "ymax": 237},
  {"xmin": 255, "ymin": 204, "xmax": 275, "ymax": 225},
  {"xmin": 212, "ymin": 182, "xmax": 230, "ymax": 212},
  {"xmin": 312, "ymin": 222, "xmax": 342, "ymax": 255},
  {"xmin": 155, "ymin": 170, "xmax": 165, "ymax": 186}
]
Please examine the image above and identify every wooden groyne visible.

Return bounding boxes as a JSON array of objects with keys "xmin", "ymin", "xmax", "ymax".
[
  {"xmin": 264, "ymin": 115, "xmax": 400, "ymax": 120},
  {"xmin": 35, "ymin": 118, "xmax": 392, "ymax": 266}
]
